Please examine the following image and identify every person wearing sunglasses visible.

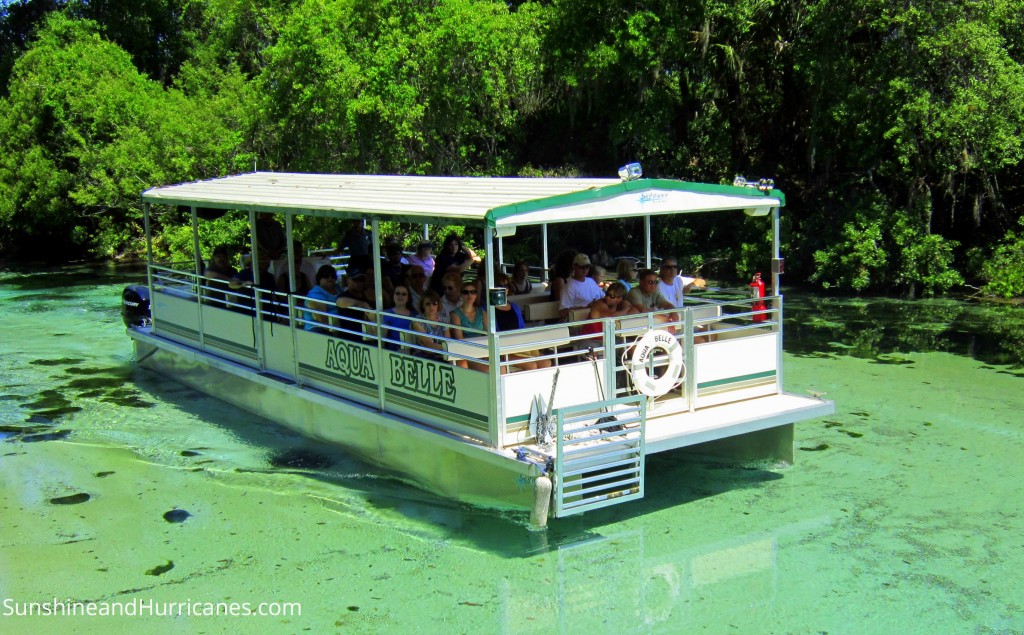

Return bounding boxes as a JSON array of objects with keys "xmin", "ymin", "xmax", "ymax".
[
  {"xmin": 450, "ymin": 281, "xmax": 489, "ymax": 372},
  {"xmin": 412, "ymin": 290, "xmax": 450, "ymax": 361},
  {"xmin": 657, "ymin": 257, "xmax": 706, "ymax": 308},
  {"xmin": 580, "ymin": 282, "xmax": 637, "ymax": 340},
  {"xmin": 438, "ymin": 271, "xmax": 464, "ymax": 321},
  {"xmin": 625, "ymin": 269, "xmax": 679, "ymax": 332},
  {"xmin": 382, "ymin": 283, "xmax": 419, "ymax": 351},
  {"xmin": 558, "ymin": 253, "xmax": 606, "ymax": 320}
]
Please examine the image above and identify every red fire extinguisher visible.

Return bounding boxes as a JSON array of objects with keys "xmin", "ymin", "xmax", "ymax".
[{"xmin": 750, "ymin": 272, "xmax": 767, "ymax": 323}]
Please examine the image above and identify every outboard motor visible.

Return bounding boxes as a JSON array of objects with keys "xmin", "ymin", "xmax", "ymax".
[{"xmin": 121, "ymin": 284, "xmax": 151, "ymax": 327}]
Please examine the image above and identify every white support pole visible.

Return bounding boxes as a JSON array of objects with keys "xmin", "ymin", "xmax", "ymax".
[
  {"xmin": 143, "ymin": 203, "xmax": 154, "ymax": 321},
  {"xmin": 191, "ymin": 206, "xmax": 205, "ymax": 351},
  {"xmin": 486, "ymin": 226, "xmax": 501, "ymax": 448},
  {"xmin": 772, "ymin": 206, "xmax": 783, "ymax": 392},
  {"xmin": 248, "ymin": 210, "xmax": 259, "ymax": 286},
  {"xmin": 285, "ymin": 212, "xmax": 295, "ymax": 292},
  {"xmin": 644, "ymin": 215, "xmax": 652, "ymax": 268},
  {"xmin": 542, "ymin": 224, "xmax": 549, "ymax": 283},
  {"xmin": 191, "ymin": 207, "xmax": 202, "ymax": 277},
  {"xmin": 370, "ymin": 218, "xmax": 387, "ymax": 413},
  {"xmin": 771, "ymin": 207, "xmax": 781, "ymax": 294}
]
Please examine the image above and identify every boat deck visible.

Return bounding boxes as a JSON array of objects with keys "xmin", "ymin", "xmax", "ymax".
[
  {"xmin": 643, "ymin": 393, "xmax": 831, "ymax": 454},
  {"xmin": 517, "ymin": 391, "xmax": 830, "ymax": 462}
]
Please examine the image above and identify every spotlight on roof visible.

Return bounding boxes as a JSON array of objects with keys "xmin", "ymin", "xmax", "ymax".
[
  {"xmin": 733, "ymin": 175, "xmax": 775, "ymax": 191},
  {"xmin": 618, "ymin": 162, "xmax": 643, "ymax": 181}
]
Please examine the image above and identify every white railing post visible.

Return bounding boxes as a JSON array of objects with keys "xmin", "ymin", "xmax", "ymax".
[{"xmin": 685, "ymin": 308, "xmax": 696, "ymax": 412}]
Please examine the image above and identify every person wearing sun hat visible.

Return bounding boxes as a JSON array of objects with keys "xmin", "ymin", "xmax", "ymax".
[{"xmin": 559, "ymin": 253, "xmax": 605, "ymax": 320}]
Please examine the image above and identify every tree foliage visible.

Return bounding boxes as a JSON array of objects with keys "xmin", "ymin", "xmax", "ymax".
[{"xmin": 0, "ymin": 0, "xmax": 1022, "ymax": 296}]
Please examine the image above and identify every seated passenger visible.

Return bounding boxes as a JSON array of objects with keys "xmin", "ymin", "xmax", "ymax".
[
  {"xmin": 412, "ymin": 291, "xmax": 451, "ymax": 361},
  {"xmin": 547, "ymin": 248, "xmax": 577, "ymax": 302},
  {"xmin": 230, "ymin": 250, "xmax": 279, "ymax": 317},
  {"xmin": 589, "ymin": 264, "xmax": 608, "ymax": 290},
  {"xmin": 303, "ymin": 264, "xmax": 341, "ymax": 333},
  {"xmin": 559, "ymin": 253, "xmax": 605, "ymax": 320},
  {"xmin": 510, "ymin": 260, "xmax": 532, "ymax": 295},
  {"xmin": 276, "ymin": 240, "xmax": 314, "ymax": 296},
  {"xmin": 334, "ymin": 272, "xmax": 373, "ymax": 342},
  {"xmin": 406, "ymin": 241, "xmax": 435, "ymax": 280},
  {"xmin": 625, "ymin": 269, "xmax": 679, "ymax": 332},
  {"xmin": 381, "ymin": 242, "xmax": 409, "ymax": 287},
  {"xmin": 581, "ymin": 282, "xmax": 637, "ymax": 339},
  {"xmin": 434, "ymin": 233, "xmax": 479, "ymax": 280},
  {"xmin": 438, "ymin": 271, "xmax": 463, "ymax": 322},
  {"xmin": 494, "ymin": 273, "xmax": 550, "ymax": 372},
  {"xmin": 382, "ymin": 284, "xmax": 418, "ymax": 351},
  {"xmin": 203, "ymin": 244, "xmax": 237, "ymax": 308},
  {"xmin": 616, "ymin": 259, "xmax": 638, "ymax": 293},
  {"xmin": 450, "ymin": 280, "xmax": 488, "ymax": 372},
  {"xmin": 657, "ymin": 257, "xmax": 706, "ymax": 308},
  {"xmin": 404, "ymin": 265, "xmax": 427, "ymax": 311}
]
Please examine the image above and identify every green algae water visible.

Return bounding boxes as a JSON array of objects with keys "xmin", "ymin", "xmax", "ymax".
[{"xmin": 2, "ymin": 266, "xmax": 1023, "ymax": 634}]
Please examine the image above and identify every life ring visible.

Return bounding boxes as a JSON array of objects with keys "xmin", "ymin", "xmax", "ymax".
[{"xmin": 630, "ymin": 329, "xmax": 684, "ymax": 397}]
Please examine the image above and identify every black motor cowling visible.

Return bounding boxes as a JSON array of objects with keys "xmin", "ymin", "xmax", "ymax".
[{"xmin": 121, "ymin": 284, "xmax": 151, "ymax": 327}]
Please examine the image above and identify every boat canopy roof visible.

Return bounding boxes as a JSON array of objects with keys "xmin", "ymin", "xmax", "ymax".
[{"xmin": 142, "ymin": 172, "xmax": 784, "ymax": 230}]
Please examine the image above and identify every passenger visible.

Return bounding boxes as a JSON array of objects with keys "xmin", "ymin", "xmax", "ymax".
[
  {"xmin": 406, "ymin": 241, "xmax": 435, "ymax": 280},
  {"xmin": 276, "ymin": 240, "xmax": 313, "ymax": 296},
  {"xmin": 450, "ymin": 280, "xmax": 489, "ymax": 372},
  {"xmin": 304, "ymin": 264, "xmax": 341, "ymax": 333},
  {"xmin": 559, "ymin": 254, "xmax": 605, "ymax": 320},
  {"xmin": 510, "ymin": 260, "xmax": 532, "ymax": 295},
  {"xmin": 494, "ymin": 273, "xmax": 550, "ymax": 372},
  {"xmin": 624, "ymin": 269, "xmax": 678, "ymax": 331},
  {"xmin": 203, "ymin": 244, "xmax": 237, "ymax": 308},
  {"xmin": 547, "ymin": 248, "xmax": 577, "ymax": 302},
  {"xmin": 434, "ymin": 233, "xmax": 479, "ymax": 279},
  {"xmin": 404, "ymin": 265, "xmax": 427, "ymax": 311},
  {"xmin": 342, "ymin": 221, "xmax": 371, "ymax": 276},
  {"xmin": 407, "ymin": 264, "xmax": 428, "ymax": 293},
  {"xmin": 581, "ymin": 282, "xmax": 637, "ymax": 339},
  {"xmin": 657, "ymin": 257, "xmax": 706, "ymax": 308},
  {"xmin": 334, "ymin": 272, "xmax": 373, "ymax": 342},
  {"xmin": 412, "ymin": 291, "xmax": 451, "ymax": 361},
  {"xmin": 589, "ymin": 264, "xmax": 608, "ymax": 290},
  {"xmin": 591, "ymin": 247, "xmax": 614, "ymax": 268},
  {"xmin": 616, "ymin": 259, "xmax": 638, "ymax": 293},
  {"xmin": 361, "ymin": 267, "xmax": 393, "ymax": 310},
  {"xmin": 381, "ymin": 242, "xmax": 409, "ymax": 287},
  {"xmin": 382, "ymin": 284, "xmax": 418, "ymax": 351},
  {"xmin": 230, "ymin": 250, "xmax": 279, "ymax": 317},
  {"xmin": 255, "ymin": 212, "xmax": 287, "ymax": 260},
  {"xmin": 493, "ymin": 273, "xmax": 525, "ymax": 331},
  {"xmin": 438, "ymin": 271, "xmax": 463, "ymax": 322}
]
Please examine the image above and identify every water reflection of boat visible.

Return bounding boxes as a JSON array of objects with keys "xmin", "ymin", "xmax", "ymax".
[
  {"xmin": 503, "ymin": 514, "xmax": 834, "ymax": 632},
  {"xmin": 123, "ymin": 170, "xmax": 833, "ymax": 527}
]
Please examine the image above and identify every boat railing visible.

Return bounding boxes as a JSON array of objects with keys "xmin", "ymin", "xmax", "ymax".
[{"xmin": 145, "ymin": 263, "xmax": 784, "ymax": 447}]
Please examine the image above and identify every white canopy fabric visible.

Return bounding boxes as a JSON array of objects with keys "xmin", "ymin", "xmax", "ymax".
[{"xmin": 142, "ymin": 172, "xmax": 784, "ymax": 229}]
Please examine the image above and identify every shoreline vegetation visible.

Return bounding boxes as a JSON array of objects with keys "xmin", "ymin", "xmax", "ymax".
[{"xmin": 1, "ymin": 1, "xmax": 1023, "ymax": 300}]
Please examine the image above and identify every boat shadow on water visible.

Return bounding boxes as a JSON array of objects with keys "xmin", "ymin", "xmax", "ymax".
[{"xmin": 131, "ymin": 365, "xmax": 784, "ymax": 558}]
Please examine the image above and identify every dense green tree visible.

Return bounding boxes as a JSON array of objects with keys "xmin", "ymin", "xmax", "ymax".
[
  {"xmin": 255, "ymin": 0, "xmax": 546, "ymax": 174},
  {"xmin": 0, "ymin": 13, "xmax": 250, "ymax": 258},
  {"xmin": 792, "ymin": 0, "xmax": 1024, "ymax": 294},
  {"xmin": 0, "ymin": 0, "xmax": 63, "ymax": 95},
  {"xmin": 0, "ymin": 0, "xmax": 1022, "ymax": 295}
]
